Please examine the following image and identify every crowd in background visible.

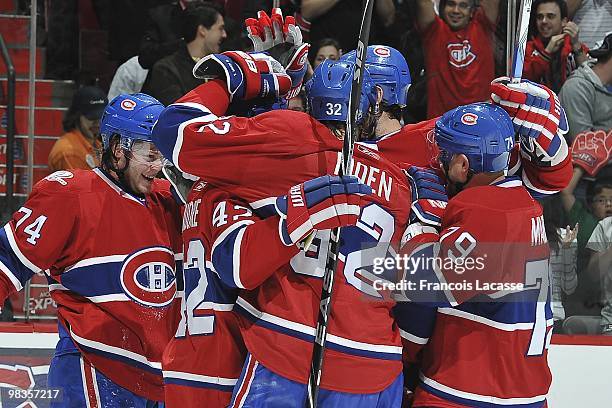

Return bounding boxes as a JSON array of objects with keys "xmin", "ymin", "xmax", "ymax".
[{"xmin": 12, "ymin": 0, "xmax": 612, "ymax": 334}]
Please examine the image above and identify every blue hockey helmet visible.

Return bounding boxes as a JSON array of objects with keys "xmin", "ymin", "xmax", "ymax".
[
  {"xmin": 435, "ymin": 103, "xmax": 515, "ymax": 173},
  {"xmin": 305, "ymin": 58, "xmax": 377, "ymax": 124},
  {"xmin": 100, "ymin": 93, "xmax": 165, "ymax": 150},
  {"xmin": 341, "ymin": 45, "xmax": 411, "ymax": 107}
]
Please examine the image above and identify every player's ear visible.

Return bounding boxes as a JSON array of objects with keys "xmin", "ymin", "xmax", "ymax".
[
  {"xmin": 110, "ymin": 137, "xmax": 125, "ymax": 163},
  {"xmin": 451, "ymin": 153, "xmax": 470, "ymax": 183}
]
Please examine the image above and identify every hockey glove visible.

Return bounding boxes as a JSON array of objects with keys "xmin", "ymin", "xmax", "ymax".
[
  {"xmin": 246, "ymin": 8, "xmax": 310, "ymax": 98},
  {"xmin": 405, "ymin": 166, "xmax": 448, "ymax": 228},
  {"xmin": 490, "ymin": 77, "xmax": 568, "ymax": 157},
  {"xmin": 571, "ymin": 129, "xmax": 612, "ymax": 177},
  {"xmin": 275, "ymin": 175, "xmax": 372, "ymax": 246},
  {"xmin": 193, "ymin": 50, "xmax": 292, "ymax": 102}
]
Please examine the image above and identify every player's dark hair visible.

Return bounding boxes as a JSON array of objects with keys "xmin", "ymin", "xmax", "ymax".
[
  {"xmin": 101, "ymin": 134, "xmax": 125, "ymax": 173},
  {"xmin": 320, "ymin": 120, "xmax": 346, "ymax": 140},
  {"xmin": 181, "ymin": 2, "xmax": 224, "ymax": 43},
  {"xmin": 381, "ymin": 102, "xmax": 405, "ymax": 121}
]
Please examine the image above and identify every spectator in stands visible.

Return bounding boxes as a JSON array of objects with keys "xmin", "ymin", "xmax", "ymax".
[
  {"xmin": 567, "ymin": 0, "xmax": 612, "ymax": 49},
  {"xmin": 310, "ymin": 37, "xmax": 342, "ymax": 69},
  {"xmin": 48, "ymin": 86, "xmax": 107, "ymax": 171},
  {"xmin": 107, "ymin": 56, "xmax": 149, "ymax": 101},
  {"xmin": 138, "ymin": 0, "xmax": 204, "ymax": 70},
  {"xmin": 560, "ymin": 163, "xmax": 612, "ymax": 317},
  {"xmin": 559, "ymin": 32, "xmax": 612, "ymax": 141},
  {"xmin": 541, "ymin": 196, "xmax": 579, "ymax": 332},
  {"xmin": 143, "ymin": 3, "xmax": 227, "ymax": 106},
  {"xmin": 304, "ymin": 37, "xmax": 342, "ymax": 80},
  {"xmin": 300, "ymin": 0, "xmax": 396, "ymax": 55},
  {"xmin": 415, "ymin": 0, "xmax": 500, "ymax": 118},
  {"xmin": 524, "ymin": 0, "xmax": 588, "ymax": 93},
  {"xmin": 586, "ymin": 209, "xmax": 612, "ymax": 335}
]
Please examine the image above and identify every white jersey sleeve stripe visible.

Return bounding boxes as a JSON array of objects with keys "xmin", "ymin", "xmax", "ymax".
[
  {"xmin": 0, "ymin": 259, "xmax": 23, "ymax": 291},
  {"xmin": 399, "ymin": 328, "xmax": 429, "ymax": 345},
  {"xmin": 3, "ymin": 224, "xmax": 41, "ymax": 273},
  {"xmin": 420, "ymin": 374, "xmax": 547, "ymax": 405},
  {"xmin": 174, "ymin": 110, "xmax": 218, "ymax": 173}
]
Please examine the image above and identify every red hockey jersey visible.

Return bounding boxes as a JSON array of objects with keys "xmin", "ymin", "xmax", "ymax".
[
  {"xmin": 0, "ymin": 169, "xmax": 182, "ymax": 401},
  {"xmin": 401, "ymin": 177, "xmax": 552, "ymax": 408},
  {"xmin": 153, "ymin": 80, "xmax": 415, "ymax": 393},
  {"xmin": 368, "ymin": 118, "xmax": 439, "ymax": 168},
  {"xmin": 162, "ymin": 181, "xmax": 298, "ymax": 407}
]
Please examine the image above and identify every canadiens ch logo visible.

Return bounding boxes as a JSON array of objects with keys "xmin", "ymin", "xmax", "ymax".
[
  {"xmin": 447, "ymin": 40, "xmax": 476, "ymax": 68},
  {"xmin": 461, "ymin": 113, "xmax": 478, "ymax": 125},
  {"xmin": 373, "ymin": 46, "xmax": 390, "ymax": 57},
  {"xmin": 120, "ymin": 246, "xmax": 177, "ymax": 307},
  {"xmin": 120, "ymin": 99, "xmax": 137, "ymax": 111}
]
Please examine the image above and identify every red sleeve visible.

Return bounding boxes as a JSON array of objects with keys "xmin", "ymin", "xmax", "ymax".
[
  {"xmin": 510, "ymin": 134, "xmax": 573, "ymax": 196},
  {"xmin": 0, "ymin": 177, "xmax": 78, "ymax": 304},
  {"xmin": 199, "ymin": 188, "xmax": 299, "ymax": 290},
  {"xmin": 177, "ymin": 79, "xmax": 230, "ymax": 116},
  {"xmin": 520, "ymin": 148, "xmax": 573, "ymax": 195},
  {"xmin": 523, "ymin": 41, "xmax": 550, "ymax": 82},
  {"xmin": 6, "ymin": 180, "xmax": 78, "ymax": 273}
]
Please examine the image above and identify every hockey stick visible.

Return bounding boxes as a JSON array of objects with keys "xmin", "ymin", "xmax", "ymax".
[
  {"xmin": 305, "ymin": 1, "xmax": 375, "ymax": 407},
  {"xmin": 510, "ymin": 0, "xmax": 532, "ymax": 82}
]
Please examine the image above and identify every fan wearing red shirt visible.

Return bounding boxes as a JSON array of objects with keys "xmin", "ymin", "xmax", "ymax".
[{"xmin": 416, "ymin": 0, "xmax": 500, "ymax": 118}]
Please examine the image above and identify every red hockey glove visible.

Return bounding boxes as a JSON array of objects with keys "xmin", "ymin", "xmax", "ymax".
[
  {"xmin": 405, "ymin": 166, "xmax": 448, "ymax": 228},
  {"xmin": 491, "ymin": 77, "xmax": 568, "ymax": 157},
  {"xmin": 245, "ymin": 8, "xmax": 310, "ymax": 98},
  {"xmin": 571, "ymin": 129, "xmax": 612, "ymax": 177},
  {"xmin": 275, "ymin": 175, "xmax": 372, "ymax": 246},
  {"xmin": 193, "ymin": 50, "xmax": 291, "ymax": 101}
]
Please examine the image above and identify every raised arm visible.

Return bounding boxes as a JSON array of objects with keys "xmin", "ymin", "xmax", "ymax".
[
  {"xmin": 376, "ymin": 0, "xmax": 397, "ymax": 27},
  {"xmin": 481, "ymin": 0, "xmax": 501, "ymax": 25},
  {"xmin": 415, "ymin": 0, "xmax": 436, "ymax": 31},
  {"xmin": 566, "ymin": 0, "xmax": 583, "ymax": 18},
  {"xmin": 300, "ymin": 0, "xmax": 341, "ymax": 21},
  {"xmin": 560, "ymin": 167, "xmax": 583, "ymax": 213}
]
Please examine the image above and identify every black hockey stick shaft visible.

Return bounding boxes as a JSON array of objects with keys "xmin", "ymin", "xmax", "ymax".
[
  {"xmin": 511, "ymin": 0, "xmax": 532, "ymax": 83},
  {"xmin": 305, "ymin": 1, "xmax": 375, "ymax": 407}
]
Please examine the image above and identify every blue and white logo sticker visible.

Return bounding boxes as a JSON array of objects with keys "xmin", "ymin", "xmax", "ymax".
[{"xmin": 120, "ymin": 246, "xmax": 177, "ymax": 307}]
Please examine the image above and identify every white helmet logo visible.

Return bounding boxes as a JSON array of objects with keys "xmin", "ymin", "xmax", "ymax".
[
  {"xmin": 373, "ymin": 46, "xmax": 390, "ymax": 57},
  {"xmin": 121, "ymin": 99, "xmax": 137, "ymax": 111},
  {"xmin": 461, "ymin": 113, "xmax": 478, "ymax": 125}
]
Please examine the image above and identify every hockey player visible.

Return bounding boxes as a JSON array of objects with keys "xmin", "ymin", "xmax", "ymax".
[
  {"xmin": 0, "ymin": 94, "xmax": 183, "ymax": 406},
  {"xmin": 341, "ymin": 45, "xmax": 437, "ymax": 168},
  {"xmin": 397, "ymin": 101, "xmax": 559, "ymax": 407},
  {"xmin": 151, "ymin": 42, "xmax": 443, "ymax": 403},
  {"xmin": 162, "ymin": 172, "xmax": 372, "ymax": 407},
  {"xmin": 150, "ymin": 10, "xmax": 569, "ymax": 405},
  {"xmin": 341, "ymin": 45, "xmax": 572, "ymax": 198}
]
